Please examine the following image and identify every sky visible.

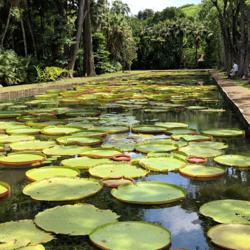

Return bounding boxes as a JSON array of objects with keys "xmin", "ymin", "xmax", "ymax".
[{"xmin": 109, "ymin": 0, "xmax": 201, "ymax": 14}]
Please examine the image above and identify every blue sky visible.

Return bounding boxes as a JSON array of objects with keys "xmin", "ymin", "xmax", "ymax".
[{"xmin": 109, "ymin": 0, "xmax": 201, "ymax": 14}]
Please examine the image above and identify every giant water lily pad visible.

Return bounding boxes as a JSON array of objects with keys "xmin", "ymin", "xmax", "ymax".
[
  {"xmin": 0, "ymin": 181, "xmax": 10, "ymax": 199},
  {"xmin": 189, "ymin": 141, "xmax": 228, "ymax": 150},
  {"xmin": 111, "ymin": 181, "xmax": 185, "ymax": 205},
  {"xmin": 61, "ymin": 157, "xmax": 113, "ymax": 170},
  {"xmin": 179, "ymin": 164, "xmax": 225, "ymax": 179},
  {"xmin": 73, "ymin": 130, "xmax": 107, "ymax": 138},
  {"xmin": 89, "ymin": 164, "xmax": 148, "ymax": 179},
  {"xmin": 43, "ymin": 145, "xmax": 90, "ymax": 156},
  {"xmin": 34, "ymin": 204, "xmax": 119, "ymax": 236},
  {"xmin": 41, "ymin": 126, "xmax": 81, "ymax": 136},
  {"xmin": 168, "ymin": 128, "xmax": 197, "ymax": 135},
  {"xmin": 0, "ymin": 240, "xmax": 30, "ymax": 250},
  {"xmin": 57, "ymin": 136, "xmax": 102, "ymax": 146},
  {"xmin": 0, "ymin": 220, "xmax": 53, "ymax": 246},
  {"xmin": 89, "ymin": 221, "xmax": 171, "ymax": 250},
  {"xmin": 199, "ymin": 199, "xmax": 250, "ymax": 224},
  {"xmin": 135, "ymin": 143, "xmax": 177, "ymax": 153},
  {"xmin": 25, "ymin": 167, "xmax": 79, "ymax": 181},
  {"xmin": 155, "ymin": 122, "xmax": 188, "ymax": 129},
  {"xmin": 92, "ymin": 126, "xmax": 129, "ymax": 134},
  {"xmin": 179, "ymin": 145, "xmax": 223, "ymax": 158},
  {"xmin": 6, "ymin": 128, "xmax": 40, "ymax": 135},
  {"xmin": 132, "ymin": 125, "xmax": 166, "ymax": 134},
  {"xmin": 207, "ymin": 224, "xmax": 250, "ymax": 250},
  {"xmin": 23, "ymin": 177, "xmax": 102, "ymax": 201},
  {"xmin": 10, "ymin": 140, "xmax": 56, "ymax": 151},
  {"xmin": 214, "ymin": 154, "xmax": 250, "ymax": 168},
  {"xmin": 139, "ymin": 157, "xmax": 186, "ymax": 172},
  {"xmin": 0, "ymin": 154, "xmax": 45, "ymax": 167},
  {"xmin": 0, "ymin": 135, "xmax": 35, "ymax": 143},
  {"xmin": 203, "ymin": 129, "xmax": 245, "ymax": 137},
  {"xmin": 80, "ymin": 149, "xmax": 122, "ymax": 158},
  {"xmin": 172, "ymin": 134, "xmax": 211, "ymax": 142}
]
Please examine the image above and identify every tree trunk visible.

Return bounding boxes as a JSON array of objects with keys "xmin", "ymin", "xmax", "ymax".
[
  {"xmin": 1, "ymin": 5, "xmax": 12, "ymax": 48},
  {"xmin": 67, "ymin": 0, "xmax": 86, "ymax": 77},
  {"xmin": 20, "ymin": 17, "xmax": 28, "ymax": 56},
  {"xmin": 83, "ymin": 0, "xmax": 96, "ymax": 76}
]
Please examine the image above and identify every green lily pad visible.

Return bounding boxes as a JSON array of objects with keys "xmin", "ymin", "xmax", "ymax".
[
  {"xmin": 214, "ymin": 154, "xmax": 250, "ymax": 168},
  {"xmin": 135, "ymin": 143, "xmax": 177, "ymax": 153},
  {"xmin": 0, "ymin": 135, "xmax": 35, "ymax": 143},
  {"xmin": 41, "ymin": 126, "xmax": 81, "ymax": 136},
  {"xmin": 199, "ymin": 199, "xmax": 250, "ymax": 224},
  {"xmin": 92, "ymin": 126, "xmax": 129, "ymax": 134},
  {"xmin": 89, "ymin": 163, "xmax": 148, "ymax": 179},
  {"xmin": 6, "ymin": 128, "xmax": 40, "ymax": 135},
  {"xmin": 111, "ymin": 181, "xmax": 185, "ymax": 205},
  {"xmin": 73, "ymin": 130, "xmax": 107, "ymax": 138},
  {"xmin": 0, "ymin": 220, "xmax": 53, "ymax": 246},
  {"xmin": 57, "ymin": 136, "xmax": 102, "ymax": 146},
  {"xmin": 0, "ymin": 239, "xmax": 30, "ymax": 250},
  {"xmin": 10, "ymin": 140, "xmax": 56, "ymax": 151},
  {"xmin": 207, "ymin": 224, "xmax": 250, "ymax": 250},
  {"xmin": 0, "ymin": 154, "xmax": 45, "ymax": 167},
  {"xmin": 203, "ymin": 129, "xmax": 245, "ymax": 137},
  {"xmin": 189, "ymin": 141, "xmax": 228, "ymax": 150},
  {"xmin": 139, "ymin": 157, "xmax": 186, "ymax": 172},
  {"xmin": 132, "ymin": 125, "xmax": 166, "ymax": 134},
  {"xmin": 23, "ymin": 177, "xmax": 102, "ymax": 201},
  {"xmin": 80, "ymin": 149, "xmax": 122, "ymax": 158},
  {"xmin": 171, "ymin": 134, "xmax": 211, "ymax": 142},
  {"xmin": 89, "ymin": 221, "xmax": 171, "ymax": 250},
  {"xmin": 200, "ymin": 108, "xmax": 226, "ymax": 112},
  {"xmin": 0, "ymin": 111, "xmax": 21, "ymax": 118},
  {"xmin": 179, "ymin": 164, "xmax": 225, "ymax": 179},
  {"xmin": 61, "ymin": 157, "xmax": 113, "ymax": 170},
  {"xmin": 43, "ymin": 145, "xmax": 90, "ymax": 156},
  {"xmin": 168, "ymin": 128, "xmax": 197, "ymax": 135},
  {"xmin": 154, "ymin": 122, "xmax": 188, "ymax": 129},
  {"xmin": 186, "ymin": 105, "xmax": 207, "ymax": 110},
  {"xmin": 179, "ymin": 145, "xmax": 223, "ymax": 158},
  {"xmin": 35, "ymin": 204, "xmax": 119, "ymax": 236},
  {"xmin": 25, "ymin": 167, "xmax": 79, "ymax": 181}
]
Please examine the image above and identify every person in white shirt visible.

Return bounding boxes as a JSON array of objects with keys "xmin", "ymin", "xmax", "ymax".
[{"xmin": 228, "ymin": 62, "xmax": 239, "ymax": 78}]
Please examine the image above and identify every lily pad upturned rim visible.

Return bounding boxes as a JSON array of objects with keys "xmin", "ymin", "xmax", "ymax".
[
  {"xmin": 202, "ymin": 128, "xmax": 245, "ymax": 138},
  {"xmin": 34, "ymin": 203, "xmax": 119, "ymax": 236},
  {"xmin": 207, "ymin": 224, "xmax": 250, "ymax": 250},
  {"xmin": 111, "ymin": 181, "xmax": 186, "ymax": 205},
  {"xmin": 0, "ymin": 181, "xmax": 11, "ymax": 199},
  {"xmin": 89, "ymin": 221, "xmax": 171, "ymax": 250},
  {"xmin": 214, "ymin": 154, "xmax": 250, "ymax": 168},
  {"xmin": 179, "ymin": 164, "xmax": 225, "ymax": 179},
  {"xmin": 0, "ymin": 153, "xmax": 46, "ymax": 167}
]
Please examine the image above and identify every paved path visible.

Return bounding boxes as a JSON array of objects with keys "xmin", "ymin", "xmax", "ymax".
[{"xmin": 213, "ymin": 73, "xmax": 250, "ymax": 136}]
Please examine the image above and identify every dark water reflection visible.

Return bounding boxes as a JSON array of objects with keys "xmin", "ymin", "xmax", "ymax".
[{"xmin": 0, "ymin": 75, "xmax": 250, "ymax": 250}]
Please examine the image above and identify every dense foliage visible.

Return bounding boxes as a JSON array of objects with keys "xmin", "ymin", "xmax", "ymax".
[{"xmin": 0, "ymin": 0, "xmax": 249, "ymax": 85}]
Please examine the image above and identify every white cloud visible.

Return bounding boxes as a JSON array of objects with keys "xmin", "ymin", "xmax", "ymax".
[{"xmin": 109, "ymin": 0, "xmax": 201, "ymax": 14}]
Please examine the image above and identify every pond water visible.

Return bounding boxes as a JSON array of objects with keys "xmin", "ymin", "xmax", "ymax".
[{"xmin": 0, "ymin": 70, "xmax": 250, "ymax": 250}]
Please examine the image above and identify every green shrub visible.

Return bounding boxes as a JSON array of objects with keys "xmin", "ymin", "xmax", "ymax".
[
  {"xmin": 35, "ymin": 66, "xmax": 71, "ymax": 82},
  {"xmin": 0, "ymin": 49, "xmax": 29, "ymax": 86}
]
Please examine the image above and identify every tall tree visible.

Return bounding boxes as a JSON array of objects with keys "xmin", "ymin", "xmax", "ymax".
[
  {"xmin": 83, "ymin": 0, "xmax": 96, "ymax": 76},
  {"xmin": 67, "ymin": 0, "xmax": 86, "ymax": 77}
]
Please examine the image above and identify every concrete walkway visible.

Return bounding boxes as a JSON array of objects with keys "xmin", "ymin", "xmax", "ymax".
[{"xmin": 213, "ymin": 73, "xmax": 250, "ymax": 136}]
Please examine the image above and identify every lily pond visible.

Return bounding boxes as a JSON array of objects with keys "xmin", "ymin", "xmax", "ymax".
[{"xmin": 0, "ymin": 70, "xmax": 250, "ymax": 250}]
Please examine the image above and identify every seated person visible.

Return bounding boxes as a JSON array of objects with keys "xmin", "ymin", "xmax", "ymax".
[{"xmin": 228, "ymin": 63, "xmax": 238, "ymax": 78}]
